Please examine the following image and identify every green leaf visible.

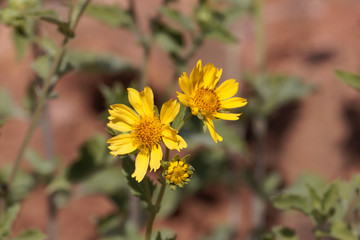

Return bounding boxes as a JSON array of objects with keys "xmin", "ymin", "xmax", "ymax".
[
  {"xmin": 96, "ymin": 212, "xmax": 126, "ymax": 235},
  {"xmin": 152, "ymin": 20, "xmax": 184, "ymax": 54},
  {"xmin": 272, "ymin": 194, "xmax": 310, "ymax": 214},
  {"xmin": 12, "ymin": 229, "xmax": 46, "ymax": 240},
  {"xmin": 335, "ymin": 70, "xmax": 360, "ymax": 91},
  {"xmin": 204, "ymin": 24, "xmax": 237, "ymax": 43},
  {"xmin": 65, "ymin": 50, "xmax": 135, "ymax": 74},
  {"xmin": 330, "ymin": 221, "xmax": 357, "ymax": 240},
  {"xmin": 80, "ymin": 167, "xmax": 126, "ymax": 195},
  {"xmin": 0, "ymin": 204, "xmax": 20, "ymax": 238},
  {"xmin": 262, "ymin": 172, "xmax": 281, "ymax": 195},
  {"xmin": 67, "ymin": 135, "xmax": 109, "ymax": 182},
  {"xmin": 12, "ymin": 29, "xmax": 30, "ymax": 60},
  {"xmin": 37, "ymin": 35, "xmax": 57, "ymax": 56},
  {"xmin": 160, "ymin": 7, "xmax": 193, "ymax": 30},
  {"xmin": 32, "ymin": 55, "xmax": 52, "ymax": 80},
  {"xmin": 155, "ymin": 32, "xmax": 182, "ymax": 54},
  {"xmin": 121, "ymin": 156, "xmax": 156, "ymax": 205},
  {"xmin": 86, "ymin": 4, "xmax": 132, "ymax": 28},
  {"xmin": 0, "ymin": 89, "xmax": 13, "ymax": 127},
  {"xmin": 25, "ymin": 149, "xmax": 58, "ymax": 177},
  {"xmin": 0, "ymin": 166, "xmax": 35, "ymax": 203},
  {"xmin": 272, "ymin": 227, "xmax": 298, "ymax": 240}
]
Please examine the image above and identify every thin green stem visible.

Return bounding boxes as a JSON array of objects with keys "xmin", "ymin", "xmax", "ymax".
[
  {"xmin": 175, "ymin": 112, "xmax": 192, "ymax": 131},
  {"xmin": 145, "ymin": 148, "xmax": 169, "ymax": 240},
  {"xmin": 7, "ymin": 0, "xmax": 91, "ymax": 190}
]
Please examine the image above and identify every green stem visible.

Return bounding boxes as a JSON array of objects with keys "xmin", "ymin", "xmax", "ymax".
[
  {"xmin": 145, "ymin": 148, "xmax": 169, "ymax": 240},
  {"xmin": 7, "ymin": 0, "xmax": 91, "ymax": 190},
  {"xmin": 254, "ymin": 0, "xmax": 265, "ymax": 75},
  {"xmin": 175, "ymin": 112, "xmax": 192, "ymax": 131}
]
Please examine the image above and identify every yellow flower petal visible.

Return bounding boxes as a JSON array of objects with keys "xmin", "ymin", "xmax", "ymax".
[
  {"xmin": 110, "ymin": 104, "xmax": 139, "ymax": 122},
  {"xmin": 221, "ymin": 97, "xmax": 247, "ymax": 109},
  {"xmin": 160, "ymin": 99, "xmax": 180, "ymax": 124},
  {"xmin": 176, "ymin": 135, "xmax": 187, "ymax": 150},
  {"xmin": 107, "ymin": 105, "xmax": 140, "ymax": 132},
  {"xmin": 140, "ymin": 86, "xmax": 154, "ymax": 117},
  {"xmin": 107, "ymin": 134, "xmax": 137, "ymax": 155},
  {"xmin": 150, "ymin": 144, "xmax": 162, "ymax": 171},
  {"xmin": 205, "ymin": 118, "xmax": 223, "ymax": 143},
  {"xmin": 132, "ymin": 150, "xmax": 149, "ymax": 182},
  {"xmin": 177, "ymin": 92, "xmax": 191, "ymax": 107},
  {"xmin": 214, "ymin": 112, "xmax": 241, "ymax": 121},
  {"xmin": 179, "ymin": 73, "xmax": 193, "ymax": 96},
  {"xmin": 215, "ymin": 79, "xmax": 239, "ymax": 100},
  {"xmin": 128, "ymin": 88, "xmax": 144, "ymax": 116},
  {"xmin": 189, "ymin": 60, "xmax": 202, "ymax": 90},
  {"xmin": 203, "ymin": 63, "xmax": 222, "ymax": 89},
  {"xmin": 161, "ymin": 125, "xmax": 185, "ymax": 150}
]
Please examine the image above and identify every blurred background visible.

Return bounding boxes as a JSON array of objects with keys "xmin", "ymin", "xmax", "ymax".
[{"xmin": 1, "ymin": 0, "xmax": 360, "ymax": 239}]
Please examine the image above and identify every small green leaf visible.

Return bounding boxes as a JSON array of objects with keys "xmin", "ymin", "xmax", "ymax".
[
  {"xmin": 0, "ymin": 89, "xmax": 13, "ymax": 127},
  {"xmin": 25, "ymin": 149, "xmax": 58, "ymax": 177},
  {"xmin": 330, "ymin": 221, "xmax": 357, "ymax": 240},
  {"xmin": 12, "ymin": 229, "xmax": 46, "ymax": 240},
  {"xmin": 335, "ymin": 70, "xmax": 360, "ymax": 91},
  {"xmin": 0, "ymin": 204, "xmax": 20, "ymax": 238},
  {"xmin": 152, "ymin": 20, "xmax": 184, "ymax": 54},
  {"xmin": 160, "ymin": 7, "xmax": 193, "ymax": 30},
  {"xmin": 272, "ymin": 194, "xmax": 309, "ymax": 214},
  {"xmin": 81, "ymin": 167, "xmax": 126, "ymax": 195},
  {"xmin": 121, "ymin": 156, "xmax": 155, "ymax": 205},
  {"xmin": 86, "ymin": 4, "xmax": 132, "ymax": 28},
  {"xmin": 12, "ymin": 29, "xmax": 30, "ymax": 60},
  {"xmin": 32, "ymin": 55, "xmax": 52, "ymax": 80},
  {"xmin": 272, "ymin": 227, "xmax": 298, "ymax": 240},
  {"xmin": 67, "ymin": 135, "xmax": 108, "ymax": 182},
  {"xmin": 0, "ymin": 166, "xmax": 35, "ymax": 203}
]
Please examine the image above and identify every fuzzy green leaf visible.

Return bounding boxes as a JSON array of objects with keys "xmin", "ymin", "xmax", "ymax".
[
  {"xmin": 330, "ymin": 221, "xmax": 357, "ymax": 240},
  {"xmin": 86, "ymin": 4, "xmax": 132, "ymax": 28},
  {"xmin": 67, "ymin": 135, "xmax": 108, "ymax": 182},
  {"xmin": 32, "ymin": 55, "xmax": 52, "ymax": 80},
  {"xmin": 335, "ymin": 70, "xmax": 360, "ymax": 91},
  {"xmin": 121, "ymin": 156, "xmax": 155, "ymax": 205},
  {"xmin": 12, "ymin": 29, "xmax": 30, "ymax": 60},
  {"xmin": 272, "ymin": 194, "xmax": 309, "ymax": 214},
  {"xmin": 160, "ymin": 7, "xmax": 193, "ymax": 30},
  {"xmin": 0, "ymin": 204, "xmax": 20, "ymax": 238},
  {"xmin": 272, "ymin": 227, "xmax": 298, "ymax": 240}
]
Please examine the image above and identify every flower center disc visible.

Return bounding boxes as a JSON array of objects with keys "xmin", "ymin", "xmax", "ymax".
[
  {"xmin": 133, "ymin": 116, "xmax": 162, "ymax": 150},
  {"xmin": 193, "ymin": 88, "xmax": 221, "ymax": 114}
]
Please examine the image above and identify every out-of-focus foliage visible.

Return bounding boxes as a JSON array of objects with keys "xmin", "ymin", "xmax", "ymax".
[
  {"xmin": 245, "ymin": 75, "xmax": 314, "ymax": 117},
  {"xmin": 270, "ymin": 173, "xmax": 360, "ymax": 240},
  {"xmin": 335, "ymin": 70, "xmax": 360, "ymax": 91}
]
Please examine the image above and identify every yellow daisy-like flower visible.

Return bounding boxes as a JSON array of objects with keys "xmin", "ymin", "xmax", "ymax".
[
  {"xmin": 163, "ymin": 155, "xmax": 194, "ymax": 190},
  {"xmin": 107, "ymin": 87, "xmax": 187, "ymax": 182},
  {"xmin": 177, "ymin": 60, "xmax": 247, "ymax": 143}
]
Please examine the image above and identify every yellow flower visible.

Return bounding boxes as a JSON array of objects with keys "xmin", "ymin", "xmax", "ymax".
[
  {"xmin": 107, "ymin": 87, "xmax": 187, "ymax": 182},
  {"xmin": 163, "ymin": 155, "xmax": 193, "ymax": 190},
  {"xmin": 177, "ymin": 60, "xmax": 247, "ymax": 143}
]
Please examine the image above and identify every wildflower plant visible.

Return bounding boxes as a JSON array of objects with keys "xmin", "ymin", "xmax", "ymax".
[{"xmin": 106, "ymin": 60, "xmax": 247, "ymax": 239}]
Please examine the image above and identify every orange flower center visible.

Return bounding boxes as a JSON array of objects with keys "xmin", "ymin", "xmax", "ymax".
[
  {"xmin": 133, "ymin": 116, "xmax": 162, "ymax": 150},
  {"xmin": 193, "ymin": 87, "xmax": 221, "ymax": 114}
]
